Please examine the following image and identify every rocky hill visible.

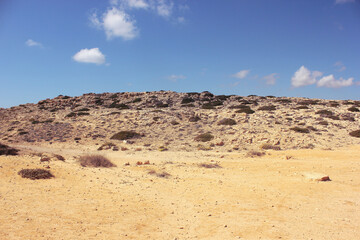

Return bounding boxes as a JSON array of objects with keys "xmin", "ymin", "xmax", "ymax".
[{"xmin": 1, "ymin": 91, "xmax": 360, "ymax": 152}]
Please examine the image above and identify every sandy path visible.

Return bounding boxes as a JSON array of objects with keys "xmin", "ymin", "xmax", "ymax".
[{"xmin": 1, "ymin": 145, "xmax": 360, "ymax": 239}]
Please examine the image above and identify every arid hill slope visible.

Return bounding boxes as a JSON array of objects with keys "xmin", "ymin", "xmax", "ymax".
[{"xmin": 1, "ymin": 91, "xmax": 360, "ymax": 151}]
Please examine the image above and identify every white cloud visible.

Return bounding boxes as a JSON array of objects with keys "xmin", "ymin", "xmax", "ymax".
[
  {"xmin": 263, "ymin": 73, "xmax": 278, "ymax": 85},
  {"xmin": 335, "ymin": 0, "xmax": 355, "ymax": 4},
  {"xmin": 317, "ymin": 75, "xmax": 354, "ymax": 88},
  {"xmin": 25, "ymin": 39, "xmax": 42, "ymax": 47},
  {"xmin": 122, "ymin": 0, "xmax": 149, "ymax": 9},
  {"xmin": 334, "ymin": 61, "xmax": 346, "ymax": 72},
  {"xmin": 73, "ymin": 48, "xmax": 106, "ymax": 65},
  {"xmin": 156, "ymin": 0, "xmax": 173, "ymax": 17},
  {"xmin": 232, "ymin": 70, "xmax": 250, "ymax": 79},
  {"xmin": 167, "ymin": 74, "xmax": 186, "ymax": 82},
  {"xmin": 90, "ymin": 7, "xmax": 138, "ymax": 40},
  {"xmin": 291, "ymin": 66, "xmax": 323, "ymax": 87}
]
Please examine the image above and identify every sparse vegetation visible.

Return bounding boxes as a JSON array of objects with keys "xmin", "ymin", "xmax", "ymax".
[
  {"xmin": 0, "ymin": 143, "xmax": 19, "ymax": 155},
  {"xmin": 235, "ymin": 107, "xmax": 255, "ymax": 114},
  {"xmin": 198, "ymin": 163, "xmax": 222, "ymax": 168},
  {"xmin": 260, "ymin": 143, "xmax": 281, "ymax": 151},
  {"xmin": 218, "ymin": 118, "xmax": 236, "ymax": 125},
  {"xmin": 290, "ymin": 127, "xmax": 310, "ymax": 133},
  {"xmin": 348, "ymin": 106, "xmax": 360, "ymax": 112},
  {"xmin": 79, "ymin": 155, "xmax": 116, "ymax": 168},
  {"xmin": 148, "ymin": 170, "xmax": 171, "ymax": 178},
  {"xmin": 18, "ymin": 169, "xmax": 54, "ymax": 180},
  {"xmin": 349, "ymin": 130, "xmax": 360, "ymax": 138},
  {"xmin": 316, "ymin": 110, "xmax": 334, "ymax": 116},
  {"xmin": 195, "ymin": 133, "xmax": 214, "ymax": 142},
  {"xmin": 246, "ymin": 151, "xmax": 265, "ymax": 158},
  {"xmin": 110, "ymin": 131, "xmax": 141, "ymax": 140},
  {"xmin": 181, "ymin": 97, "xmax": 195, "ymax": 104},
  {"xmin": 258, "ymin": 105, "xmax": 276, "ymax": 111}
]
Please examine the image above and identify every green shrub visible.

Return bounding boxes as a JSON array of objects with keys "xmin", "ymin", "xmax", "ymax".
[
  {"xmin": 195, "ymin": 133, "xmax": 214, "ymax": 142},
  {"xmin": 110, "ymin": 131, "xmax": 141, "ymax": 140},
  {"xmin": 79, "ymin": 155, "xmax": 116, "ymax": 168},
  {"xmin": 218, "ymin": 118, "xmax": 236, "ymax": 125},
  {"xmin": 290, "ymin": 127, "xmax": 310, "ymax": 133},
  {"xmin": 349, "ymin": 130, "xmax": 360, "ymax": 138},
  {"xmin": 18, "ymin": 169, "xmax": 54, "ymax": 180}
]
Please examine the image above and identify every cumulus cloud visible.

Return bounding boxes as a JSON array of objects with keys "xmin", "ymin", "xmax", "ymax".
[
  {"xmin": 73, "ymin": 48, "xmax": 106, "ymax": 65},
  {"xmin": 232, "ymin": 70, "xmax": 250, "ymax": 79},
  {"xmin": 334, "ymin": 61, "xmax": 346, "ymax": 72},
  {"xmin": 291, "ymin": 66, "xmax": 323, "ymax": 87},
  {"xmin": 335, "ymin": 0, "xmax": 355, "ymax": 4},
  {"xmin": 25, "ymin": 39, "xmax": 42, "ymax": 47},
  {"xmin": 317, "ymin": 75, "xmax": 354, "ymax": 88},
  {"xmin": 263, "ymin": 73, "xmax": 278, "ymax": 85},
  {"xmin": 167, "ymin": 74, "xmax": 186, "ymax": 82},
  {"xmin": 90, "ymin": 8, "xmax": 138, "ymax": 40},
  {"xmin": 121, "ymin": 0, "xmax": 149, "ymax": 9}
]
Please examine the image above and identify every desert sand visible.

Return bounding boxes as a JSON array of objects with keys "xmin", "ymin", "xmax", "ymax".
[{"xmin": 1, "ymin": 91, "xmax": 360, "ymax": 239}]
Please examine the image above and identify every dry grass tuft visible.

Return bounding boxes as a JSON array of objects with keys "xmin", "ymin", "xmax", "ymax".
[
  {"xmin": 79, "ymin": 155, "xmax": 116, "ymax": 168},
  {"xmin": 198, "ymin": 163, "xmax": 222, "ymax": 168},
  {"xmin": 246, "ymin": 151, "xmax": 265, "ymax": 158},
  {"xmin": 260, "ymin": 143, "xmax": 281, "ymax": 151},
  {"xmin": 349, "ymin": 130, "xmax": 360, "ymax": 138},
  {"xmin": 148, "ymin": 169, "xmax": 171, "ymax": 178},
  {"xmin": 18, "ymin": 169, "xmax": 54, "ymax": 180},
  {"xmin": 110, "ymin": 131, "xmax": 141, "ymax": 140},
  {"xmin": 195, "ymin": 133, "xmax": 214, "ymax": 142}
]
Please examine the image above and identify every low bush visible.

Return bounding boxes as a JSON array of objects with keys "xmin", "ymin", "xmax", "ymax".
[
  {"xmin": 260, "ymin": 143, "xmax": 281, "ymax": 151},
  {"xmin": 290, "ymin": 127, "xmax": 310, "ymax": 133},
  {"xmin": 348, "ymin": 107, "xmax": 360, "ymax": 112},
  {"xmin": 316, "ymin": 110, "xmax": 333, "ymax": 116},
  {"xmin": 181, "ymin": 97, "xmax": 195, "ymax": 104},
  {"xmin": 18, "ymin": 169, "xmax": 54, "ymax": 180},
  {"xmin": 349, "ymin": 130, "xmax": 360, "ymax": 138},
  {"xmin": 195, "ymin": 133, "xmax": 214, "ymax": 142},
  {"xmin": 132, "ymin": 98, "xmax": 142, "ymax": 103},
  {"xmin": 318, "ymin": 121, "xmax": 328, "ymax": 126},
  {"xmin": 79, "ymin": 155, "xmax": 116, "ymax": 168},
  {"xmin": 198, "ymin": 163, "xmax": 222, "ymax": 168},
  {"xmin": 218, "ymin": 118, "xmax": 236, "ymax": 126},
  {"xmin": 294, "ymin": 105, "xmax": 309, "ymax": 110},
  {"xmin": 235, "ymin": 108, "xmax": 255, "ymax": 114},
  {"xmin": 246, "ymin": 151, "xmax": 265, "ymax": 158},
  {"xmin": 0, "ymin": 143, "xmax": 19, "ymax": 155},
  {"xmin": 297, "ymin": 100, "xmax": 319, "ymax": 105},
  {"xmin": 258, "ymin": 105, "xmax": 276, "ymax": 111},
  {"xmin": 110, "ymin": 131, "xmax": 141, "ymax": 140}
]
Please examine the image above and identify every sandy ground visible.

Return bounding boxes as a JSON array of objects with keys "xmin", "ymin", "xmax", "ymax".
[{"xmin": 1, "ymin": 144, "xmax": 360, "ymax": 240}]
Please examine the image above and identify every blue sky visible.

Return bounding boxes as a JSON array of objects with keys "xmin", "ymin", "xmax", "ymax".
[{"xmin": 0, "ymin": 0, "xmax": 359, "ymax": 108}]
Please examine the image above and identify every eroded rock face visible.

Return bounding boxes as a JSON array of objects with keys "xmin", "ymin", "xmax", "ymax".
[{"xmin": 0, "ymin": 91, "xmax": 359, "ymax": 151}]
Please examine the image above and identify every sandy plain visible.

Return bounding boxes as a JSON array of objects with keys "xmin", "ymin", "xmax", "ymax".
[{"xmin": 1, "ymin": 142, "xmax": 359, "ymax": 240}]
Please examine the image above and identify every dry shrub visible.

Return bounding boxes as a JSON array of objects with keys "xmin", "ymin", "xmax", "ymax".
[
  {"xmin": 246, "ymin": 151, "xmax": 265, "ymax": 158},
  {"xmin": 258, "ymin": 105, "xmax": 276, "ymax": 111},
  {"xmin": 235, "ymin": 107, "xmax": 255, "ymax": 114},
  {"xmin": 318, "ymin": 121, "xmax": 328, "ymax": 126},
  {"xmin": 189, "ymin": 115, "xmax": 201, "ymax": 122},
  {"xmin": 195, "ymin": 133, "xmax": 214, "ymax": 142},
  {"xmin": 316, "ymin": 110, "xmax": 333, "ymax": 116},
  {"xmin": 18, "ymin": 169, "xmax": 54, "ymax": 180},
  {"xmin": 218, "ymin": 118, "xmax": 236, "ymax": 125},
  {"xmin": 148, "ymin": 170, "xmax": 171, "ymax": 178},
  {"xmin": 260, "ymin": 143, "xmax": 281, "ymax": 151},
  {"xmin": 348, "ymin": 106, "xmax": 360, "ymax": 112},
  {"xmin": 290, "ymin": 127, "xmax": 310, "ymax": 133},
  {"xmin": 53, "ymin": 154, "xmax": 65, "ymax": 161},
  {"xmin": 110, "ymin": 131, "xmax": 141, "ymax": 140},
  {"xmin": 0, "ymin": 143, "xmax": 19, "ymax": 155},
  {"xmin": 198, "ymin": 163, "xmax": 222, "ymax": 168},
  {"xmin": 349, "ymin": 130, "xmax": 360, "ymax": 138},
  {"xmin": 79, "ymin": 155, "xmax": 116, "ymax": 168}
]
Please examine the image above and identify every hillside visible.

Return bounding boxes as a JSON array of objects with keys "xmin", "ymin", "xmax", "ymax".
[{"xmin": 1, "ymin": 91, "xmax": 360, "ymax": 151}]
